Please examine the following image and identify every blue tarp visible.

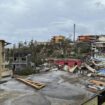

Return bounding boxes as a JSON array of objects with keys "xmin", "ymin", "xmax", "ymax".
[{"xmin": 98, "ymin": 69, "xmax": 105, "ymax": 75}]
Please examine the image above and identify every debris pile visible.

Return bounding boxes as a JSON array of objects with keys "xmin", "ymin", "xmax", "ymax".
[
  {"xmin": 52, "ymin": 58, "xmax": 105, "ymax": 95},
  {"xmin": 1, "ymin": 58, "xmax": 105, "ymax": 105}
]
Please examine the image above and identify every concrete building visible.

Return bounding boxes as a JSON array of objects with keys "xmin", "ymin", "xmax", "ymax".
[
  {"xmin": 51, "ymin": 35, "xmax": 65, "ymax": 43},
  {"xmin": 0, "ymin": 40, "xmax": 10, "ymax": 78},
  {"xmin": 36, "ymin": 41, "xmax": 49, "ymax": 45},
  {"xmin": 77, "ymin": 35, "xmax": 98, "ymax": 42},
  {"xmin": 77, "ymin": 35, "xmax": 105, "ymax": 58},
  {"xmin": 12, "ymin": 51, "xmax": 32, "ymax": 71},
  {"xmin": 77, "ymin": 35, "xmax": 105, "ymax": 42},
  {"xmin": 77, "ymin": 35, "xmax": 105, "ymax": 50}
]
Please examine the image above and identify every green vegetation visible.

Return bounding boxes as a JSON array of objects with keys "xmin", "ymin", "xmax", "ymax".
[
  {"xmin": 5, "ymin": 38, "xmax": 92, "ymax": 75},
  {"xmin": 72, "ymin": 42, "xmax": 91, "ymax": 59},
  {"xmin": 15, "ymin": 67, "xmax": 36, "ymax": 76},
  {"xmin": 76, "ymin": 42, "xmax": 91, "ymax": 54},
  {"xmin": 5, "ymin": 38, "xmax": 73, "ymax": 63}
]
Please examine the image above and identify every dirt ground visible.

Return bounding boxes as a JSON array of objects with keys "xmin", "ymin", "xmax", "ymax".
[{"xmin": 0, "ymin": 70, "xmax": 94, "ymax": 105}]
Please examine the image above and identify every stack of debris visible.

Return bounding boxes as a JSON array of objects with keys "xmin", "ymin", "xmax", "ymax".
[{"xmin": 86, "ymin": 80, "xmax": 105, "ymax": 93}]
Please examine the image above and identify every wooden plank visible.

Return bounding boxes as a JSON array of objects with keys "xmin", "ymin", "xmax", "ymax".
[
  {"xmin": 26, "ymin": 79, "xmax": 45, "ymax": 89},
  {"xmin": 16, "ymin": 78, "xmax": 46, "ymax": 89},
  {"xmin": 68, "ymin": 65, "xmax": 77, "ymax": 73},
  {"xmin": 86, "ymin": 88, "xmax": 98, "ymax": 93},
  {"xmin": 95, "ymin": 74, "xmax": 105, "ymax": 78},
  {"xmin": 84, "ymin": 63, "xmax": 96, "ymax": 73},
  {"xmin": 92, "ymin": 60, "xmax": 105, "ymax": 68},
  {"xmin": 90, "ymin": 80, "xmax": 105, "ymax": 86}
]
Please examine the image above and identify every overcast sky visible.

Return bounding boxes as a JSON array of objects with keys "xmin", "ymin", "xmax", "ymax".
[{"xmin": 0, "ymin": 0, "xmax": 105, "ymax": 44}]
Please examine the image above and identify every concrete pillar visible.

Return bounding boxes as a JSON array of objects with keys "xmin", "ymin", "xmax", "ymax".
[{"xmin": 0, "ymin": 40, "xmax": 5, "ymax": 79}]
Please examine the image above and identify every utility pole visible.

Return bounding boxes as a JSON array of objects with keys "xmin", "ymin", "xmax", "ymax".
[{"xmin": 73, "ymin": 24, "xmax": 76, "ymax": 43}]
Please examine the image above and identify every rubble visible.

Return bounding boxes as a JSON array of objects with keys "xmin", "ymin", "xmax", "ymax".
[{"xmin": 1, "ymin": 58, "xmax": 105, "ymax": 105}]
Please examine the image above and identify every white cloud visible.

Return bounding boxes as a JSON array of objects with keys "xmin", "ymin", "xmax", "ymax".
[{"xmin": 0, "ymin": 0, "xmax": 105, "ymax": 44}]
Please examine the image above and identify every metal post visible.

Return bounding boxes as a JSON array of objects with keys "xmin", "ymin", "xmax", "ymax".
[{"xmin": 73, "ymin": 24, "xmax": 76, "ymax": 43}]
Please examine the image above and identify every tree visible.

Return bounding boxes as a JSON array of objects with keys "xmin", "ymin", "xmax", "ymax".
[{"xmin": 76, "ymin": 42, "xmax": 91, "ymax": 54}]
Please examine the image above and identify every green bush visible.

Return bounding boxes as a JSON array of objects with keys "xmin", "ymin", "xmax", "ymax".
[{"xmin": 15, "ymin": 67, "xmax": 36, "ymax": 75}]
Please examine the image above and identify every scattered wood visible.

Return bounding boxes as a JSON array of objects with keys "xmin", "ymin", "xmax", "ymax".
[
  {"xmin": 90, "ymin": 80, "xmax": 105, "ymax": 86},
  {"xmin": 87, "ymin": 87, "xmax": 98, "ymax": 93},
  {"xmin": 86, "ymin": 84, "xmax": 100, "ymax": 93},
  {"xmin": 16, "ymin": 78, "xmax": 46, "ymax": 90},
  {"xmin": 91, "ymin": 60, "xmax": 105, "ymax": 68},
  {"xmin": 68, "ymin": 65, "xmax": 77, "ymax": 73},
  {"xmin": 84, "ymin": 63, "xmax": 96, "ymax": 73},
  {"xmin": 96, "ymin": 74, "xmax": 105, "ymax": 77}
]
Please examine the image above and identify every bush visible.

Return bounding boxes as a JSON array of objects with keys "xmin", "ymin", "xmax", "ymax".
[{"xmin": 15, "ymin": 67, "xmax": 36, "ymax": 75}]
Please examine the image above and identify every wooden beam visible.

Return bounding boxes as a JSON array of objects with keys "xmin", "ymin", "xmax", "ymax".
[
  {"xmin": 16, "ymin": 78, "xmax": 46, "ymax": 90},
  {"xmin": 90, "ymin": 80, "xmax": 105, "ymax": 86}
]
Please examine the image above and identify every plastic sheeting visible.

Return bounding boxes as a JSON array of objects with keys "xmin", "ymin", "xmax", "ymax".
[{"xmin": 98, "ymin": 69, "xmax": 105, "ymax": 75}]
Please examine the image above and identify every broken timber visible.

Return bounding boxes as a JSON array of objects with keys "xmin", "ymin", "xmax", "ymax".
[
  {"xmin": 16, "ymin": 78, "xmax": 46, "ymax": 90},
  {"xmin": 84, "ymin": 63, "xmax": 96, "ymax": 73},
  {"xmin": 68, "ymin": 65, "xmax": 77, "ymax": 73},
  {"xmin": 87, "ymin": 87, "xmax": 98, "ymax": 93},
  {"xmin": 90, "ymin": 80, "xmax": 105, "ymax": 86}
]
